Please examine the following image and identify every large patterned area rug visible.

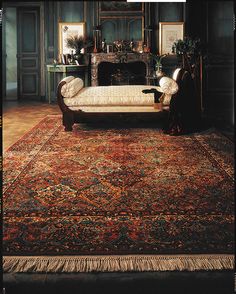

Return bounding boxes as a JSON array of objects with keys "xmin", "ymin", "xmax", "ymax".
[{"xmin": 3, "ymin": 115, "xmax": 234, "ymax": 273}]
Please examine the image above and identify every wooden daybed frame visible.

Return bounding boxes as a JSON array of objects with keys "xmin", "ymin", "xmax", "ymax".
[
  {"xmin": 56, "ymin": 52, "xmax": 202, "ymax": 132},
  {"xmin": 57, "ymin": 81, "xmax": 167, "ymax": 131}
]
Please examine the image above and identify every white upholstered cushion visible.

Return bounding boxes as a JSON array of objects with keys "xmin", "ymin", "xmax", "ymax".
[
  {"xmin": 63, "ymin": 85, "xmax": 163, "ymax": 107},
  {"xmin": 61, "ymin": 77, "xmax": 84, "ymax": 98},
  {"xmin": 162, "ymin": 94, "xmax": 172, "ymax": 105},
  {"xmin": 61, "ymin": 76, "xmax": 75, "ymax": 84},
  {"xmin": 159, "ymin": 77, "xmax": 179, "ymax": 95},
  {"xmin": 67, "ymin": 106, "xmax": 169, "ymax": 112}
]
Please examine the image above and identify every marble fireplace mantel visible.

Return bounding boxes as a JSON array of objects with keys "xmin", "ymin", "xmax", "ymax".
[{"xmin": 90, "ymin": 53, "xmax": 152, "ymax": 86}]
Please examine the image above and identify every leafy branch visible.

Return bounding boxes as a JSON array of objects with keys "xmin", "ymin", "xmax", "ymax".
[
  {"xmin": 172, "ymin": 37, "xmax": 202, "ymax": 56},
  {"xmin": 150, "ymin": 53, "xmax": 167, "ymax": 71},
  {"xmin": 65, "ymin": 35, "xmax": 93, "ymax": 54}
]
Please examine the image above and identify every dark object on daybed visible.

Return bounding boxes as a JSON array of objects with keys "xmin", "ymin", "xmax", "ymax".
[{"xmin": 142, "ymin": 88, "xmax": 163, "ymax": 103}]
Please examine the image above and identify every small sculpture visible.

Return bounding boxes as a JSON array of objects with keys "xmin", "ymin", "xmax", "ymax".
[
  {"xmin": 130, "ymin": 39, "xmax": 135, "ymax": 51},
  {"xmin": 113, "ymin": 40, "xmax": 123, "ymax": 52},
  {"xmin": 102, "ymin": 38, "xmax": 107, "ymax": 53}
]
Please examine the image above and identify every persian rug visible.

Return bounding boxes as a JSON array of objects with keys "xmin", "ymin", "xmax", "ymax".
[{"xmin": 3, "ymin": 115, "xmax": 234, "ymax": 273}]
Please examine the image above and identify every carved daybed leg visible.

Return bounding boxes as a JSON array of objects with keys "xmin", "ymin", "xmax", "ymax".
[
  {"xmin": 57, "ymin": 80, "xmax": 76, "ymax": 131},
  {"xmin": 63, "ymin": 111, "xmax": 74, "ymax": 132}
]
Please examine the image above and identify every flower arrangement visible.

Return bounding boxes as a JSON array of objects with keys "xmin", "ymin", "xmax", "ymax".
[
  {"xmin": 65, "ymin": 35, "xmax": 93, "ymax": 54},
  {"xmin": 66, "ymin": 35, "xmax": 84, "ymax": 54}
]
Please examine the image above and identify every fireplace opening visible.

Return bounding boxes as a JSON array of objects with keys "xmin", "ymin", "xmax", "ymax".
[{"xmin": 98, "ymin": 61, "xmax": 146, "ymax": 86}]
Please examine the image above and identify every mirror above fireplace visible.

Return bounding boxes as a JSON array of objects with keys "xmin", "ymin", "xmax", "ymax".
[{"xmin": 99, "ymin": 1, "xmax": 144, "ymax": 44}]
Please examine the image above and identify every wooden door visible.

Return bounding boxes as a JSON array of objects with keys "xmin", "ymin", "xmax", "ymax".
[{"xmin": 17, "ymin": 7, "xmax": 41, "ymax": 99}]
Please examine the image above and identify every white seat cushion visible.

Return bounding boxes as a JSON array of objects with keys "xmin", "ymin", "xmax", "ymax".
[{"xmin": 63, "ymin": 85, "xmax": 172, "ymax": 107}]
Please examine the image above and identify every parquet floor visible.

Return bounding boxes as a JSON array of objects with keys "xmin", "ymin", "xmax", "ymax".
[{"xmin": 3, "ymin": 101, "xmax": 60, "ymax": 151}]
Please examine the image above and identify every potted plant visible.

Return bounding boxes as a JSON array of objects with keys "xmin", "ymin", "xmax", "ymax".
[
  {"xmin": 172, "ymin": 36, "xmax": 202, "ymax": 72},
  {"xmin": 65, "ymin": 35, "xmax": 93, "ymax": 63},
  {"xmin": 150, "ymin": 53, "xmax": 167, "ymax": 77}
]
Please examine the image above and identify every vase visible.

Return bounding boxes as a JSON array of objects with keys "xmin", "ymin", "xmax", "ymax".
[
  {"xmin": 74, "ymin": 53, "xmax": 83, "ymax": 64},
  {"xmin": 155, "ymin": 70, "xmax": 164, "ymax": 78},
  {"xmin": 154, "ymin": 64, "xmax": 165, "ymax": 78}
]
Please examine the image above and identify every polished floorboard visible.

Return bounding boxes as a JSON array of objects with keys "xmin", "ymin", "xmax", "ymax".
[
  {"xmin": 3, "ymin": 101, "xmax": 60, "ymax": 151},
  {"xmin": 3, "ymin": 271, "xmax": 235, "ymax": 294},
  {"xmin": 2, "ymin": 100, "xmax": 234, "ymax": 294}
]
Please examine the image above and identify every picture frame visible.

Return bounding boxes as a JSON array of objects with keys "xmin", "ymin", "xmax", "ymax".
[
  {"xmin": 159, "ymin": 22, "xmax": 184, "ymax": 55},
  {"xmin": 58, "ymin": 22, "xmax": 85, "ymax": 55},
  {"xmin": 100, "ymin": 2, "xmax": 143, "ymax": 13},
  {"xmin": 106, "ymin": 44, "xmax": 113, "ymax": 53}
]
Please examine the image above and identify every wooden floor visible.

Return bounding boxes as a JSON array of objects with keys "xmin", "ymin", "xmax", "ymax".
[{"xmin": 3, "ymin": 101, "xmax": 60, "ymax": 151}]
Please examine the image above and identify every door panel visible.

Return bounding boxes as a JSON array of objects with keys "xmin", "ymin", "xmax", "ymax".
[
  {"xmin": 17, "ymin": 7, "xmax": 40, "ymax": 99},
  {"xmin": 22, "ymin": 73, "xmax": 38, "ymax": 94}
]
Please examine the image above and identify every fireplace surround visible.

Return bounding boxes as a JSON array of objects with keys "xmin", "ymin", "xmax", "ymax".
[
  {"xmin": 91, "ymin": 53, "xmax": 152, "ymax": 86},
  {"xmin": 98, "ymin": 61, "xmax": 146, "ymax": 86}
]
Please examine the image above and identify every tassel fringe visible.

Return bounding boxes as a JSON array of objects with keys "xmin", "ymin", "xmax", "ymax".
[{"xmin": 3, "ymin": 254, "xmax": 234, "ymax": 273}]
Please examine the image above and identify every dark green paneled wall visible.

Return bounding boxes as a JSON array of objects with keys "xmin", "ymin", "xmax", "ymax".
[
  {"xmin": 44, "ymin": 1, "xmax": 187, "ymax": 62},
  {"xmin": 43, "ymin": 1, "xmax": 233, "ymax": 123},
  {"xmin": 100, "ymin": 18, "xmax": 143, "ymax": 43},
  {"xmin": 186, "ymin": 1, "xmax": 234, "ymax": 123},
  {"xmin": 2, "ymin": 1, "xmax": 233, "ymax": 123},
  {"xmin": 207, "ymin": 1, "xmax": 234, "ymax": 56},
  {"xmin": 45, "ymin": 1, "xmax": 87, "ymax": 62},
  {"xmin": 159, "ymin": 3, "xmax": 184, "ymax": 21},
  {"xmin": 84, "ymin": 1, "xmax": 94, "ymax": 39},
  {"xmin": 151, "ymin": 3, "xmax": 185, "ymax": 55},
  {"xmin": 45, "ymin": 1, "xmax": 88, "ymax": 92},
  {"xmin": 58, "ymin": 1, "xmax": 84, "ymax": 22}
]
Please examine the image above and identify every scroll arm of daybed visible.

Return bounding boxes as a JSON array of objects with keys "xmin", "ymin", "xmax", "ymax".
[{"xmin": 56, "ymin": 80, "xmax": 68, "ymax": 113}]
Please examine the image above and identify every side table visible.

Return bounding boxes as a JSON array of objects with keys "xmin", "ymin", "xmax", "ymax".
[{"xmin": 46, "ymin": 64, "xmax": 89, "ymax": 103}]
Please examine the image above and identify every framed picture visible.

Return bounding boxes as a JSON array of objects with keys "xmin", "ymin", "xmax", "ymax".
[
  {"xmin": 58, "ymin": 22, "xmax": 85, "ymax": 55},
  {"xmin": 100, "ymin": 2, "xmax": 143, "ymax": 13},
  {"xmin": 159, "ymin": 22, "xmax": 184, "ymax": 55}
]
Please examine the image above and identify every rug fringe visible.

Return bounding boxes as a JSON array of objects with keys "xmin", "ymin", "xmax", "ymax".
[{"xmin": 3, "ymin": 255, "xmax": 234, "ymax": 273}]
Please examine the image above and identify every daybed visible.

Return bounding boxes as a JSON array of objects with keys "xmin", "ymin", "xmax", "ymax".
[{"xmin": 56, "ymin": 76, "xmax": 179, "ymax": 131}]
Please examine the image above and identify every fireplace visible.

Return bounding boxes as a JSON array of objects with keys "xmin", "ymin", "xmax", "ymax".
[
  {"xmin": 91, "ymin": 53, "xmax": 152, "ymax": 86},
  {"xmin": 98, "ymin": 61, "xmax": 146, "ymax": 86}
]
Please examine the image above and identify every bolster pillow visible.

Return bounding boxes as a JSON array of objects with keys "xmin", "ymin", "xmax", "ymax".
[
  {"xmin": 159, "ymin": 77, "xmax": 179, "ymax": 95},
  {"xmin": 61, "ymin": 77, "xmax": 84, "ymax": 98}
]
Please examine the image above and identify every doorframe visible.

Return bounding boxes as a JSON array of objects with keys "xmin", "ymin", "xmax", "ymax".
[
  {"xmin": 2, "ymin": 7, "xmax": 6, "ymax": 99},
  {"xmin": 2, "ymin": 1, "xmax": 45, "ymax": 100}
]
